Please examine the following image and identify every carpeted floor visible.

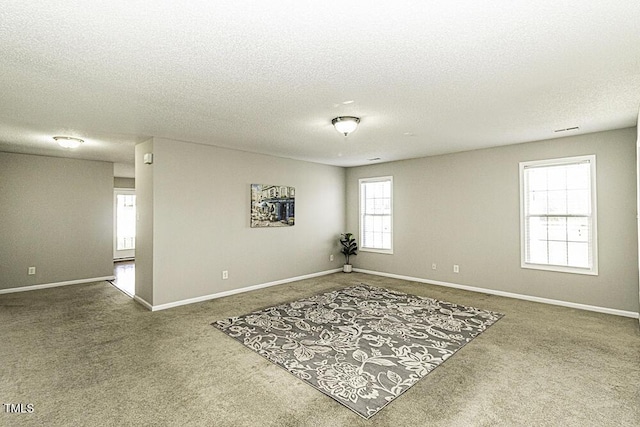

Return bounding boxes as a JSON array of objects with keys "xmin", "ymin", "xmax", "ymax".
[
  {"xmin": 1, "ymin": 272, "xmax": 639, "ymax": 426},
  {"xmin": 214, "ymin": 284, "xmax": 503, "ymax": 419}
]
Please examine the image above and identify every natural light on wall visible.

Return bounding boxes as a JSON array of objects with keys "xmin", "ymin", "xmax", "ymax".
[{"xmin": 520, "ymin": 155, "xmax": 597, "ymax": 275}]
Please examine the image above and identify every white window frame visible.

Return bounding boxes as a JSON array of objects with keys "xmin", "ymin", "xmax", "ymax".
[
  {"xmin": 113, "ymin": 188, "xmax": 136, "ymax": 260},
  {"xmin": 519, "ymin": 155, "xmax": 598, "ymax": 275},
  {"xmin": 359, "ymin": 176, "xmax": 393, "ymax": 254}
]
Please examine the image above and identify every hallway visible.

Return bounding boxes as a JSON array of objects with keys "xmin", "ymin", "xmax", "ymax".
[{"xmin": 111, "ymin": 260, "xmax": 134, "ymax": 296}]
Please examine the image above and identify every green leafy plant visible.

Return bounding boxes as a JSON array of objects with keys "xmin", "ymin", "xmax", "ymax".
[{"xmin": 340, "ymin": 233, "xmax": 358, "ymax": 265}]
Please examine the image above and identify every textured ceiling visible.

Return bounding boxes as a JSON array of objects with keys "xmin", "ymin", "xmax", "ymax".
[{"xmin": 1, "ymin": 1, "xmax": 639, "ymax": 175}]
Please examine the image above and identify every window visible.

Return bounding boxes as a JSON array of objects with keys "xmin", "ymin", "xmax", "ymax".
[
  {"xmin": 359, "ymin": 176, "xmax": 393, "ymax": 254},
  {"xmin": 520, "ymin": 155, "xmax": 597, "ymax": 275},
  {"xmin": 114, "ymin": 189, "xmax": 136, "ymax": 260},
  {"xmin": 116, "ymin": 193, "xmax": 136, "ymax": 250}
]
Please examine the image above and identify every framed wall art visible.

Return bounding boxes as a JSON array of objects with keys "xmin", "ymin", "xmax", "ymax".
[{"xmin": 250, "ymin": 184, "xmax": 295, "ymax": 227}]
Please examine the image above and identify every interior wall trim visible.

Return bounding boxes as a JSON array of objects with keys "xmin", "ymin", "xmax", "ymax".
[
  {"xmin": 354, "ymin": 268, "xmax": 640, "ymax": 319},
  {"xmin": 141, "ymin": 268, "xmax": 343, "ymax": 311},
  {"xmin": 0, "ymin": 276, "xmax": 116, "ymax": 294},
  {"xmin": 133, "ymin": 295, "xmax": 153, "ymax": 310}
]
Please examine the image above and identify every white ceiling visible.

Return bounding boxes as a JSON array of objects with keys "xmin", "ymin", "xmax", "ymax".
[{"xmin": 1, "ymin": 1, "xmax": 639, "ymax": 177}]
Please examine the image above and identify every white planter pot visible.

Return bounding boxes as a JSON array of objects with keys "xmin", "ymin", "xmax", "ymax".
[{"xmin": 343, "ymin": 264, "xmax": 353, "ymax": 273}]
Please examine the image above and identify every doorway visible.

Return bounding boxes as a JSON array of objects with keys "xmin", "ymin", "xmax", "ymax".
[
  {"xmin": 111, "ymin": 260, "xmax": 135, "ymax": 297},
  {"xmin": 114, "ymin": 189, "xmax": 136, "ymax": 260},
  {"xmin": 112, "ymin": 188, "xmax": 136, "ymax": 297}
]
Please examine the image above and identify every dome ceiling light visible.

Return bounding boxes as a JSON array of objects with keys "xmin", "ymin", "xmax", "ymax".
[
  {"xmin": 53, "ymin": 136, "xmax": 84, "ymax": 149},
  {"xmin": 332, "ymin": 116, "xmax": 360, "ymax": 137}
]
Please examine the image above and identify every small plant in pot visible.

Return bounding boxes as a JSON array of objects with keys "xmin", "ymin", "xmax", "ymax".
[{"xmin": 340, "ymin": 233, "xmax": 358, "ymax": 273}]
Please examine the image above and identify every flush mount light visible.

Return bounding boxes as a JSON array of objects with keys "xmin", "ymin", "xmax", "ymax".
[
  {"xmin": 53, "ymin": 136, "xmax": 84, "ymax": 149},
  {"xmin": 332, "ymin": 116, "xmax": 360, "ymax": 137}
]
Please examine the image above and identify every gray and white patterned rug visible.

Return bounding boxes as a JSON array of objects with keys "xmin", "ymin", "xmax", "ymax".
[{"xmin": 212, "ymin": 284, "xmax": 503, "ymax": 419}]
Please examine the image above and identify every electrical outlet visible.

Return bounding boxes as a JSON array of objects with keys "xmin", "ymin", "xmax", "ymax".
[
  {"xmin": 453, "ymin": 264, "xmax": 459, "ymax": 273},
  {"xmin": 28, "ymin": 267, "xmax": 36, "ymax": 275},
  {"xmin": 431, "ymin": 263, "xmax": 437, "ymax": 270},
  {"xmin": 330, "ymin": 254, "xmax": 334, "ymax": 262},
  {"xmin": 222, "ymin": 270, "xmax": 229, "ymax": 280}
]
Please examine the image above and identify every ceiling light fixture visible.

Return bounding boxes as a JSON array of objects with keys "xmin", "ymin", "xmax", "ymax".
[
  {"xmin": 53, "ymin": 136, "xmax": 84, "ymax": 149},
  {"xmin": 332, "ymin": 116, "xmax": 360, "ymax": 137}
]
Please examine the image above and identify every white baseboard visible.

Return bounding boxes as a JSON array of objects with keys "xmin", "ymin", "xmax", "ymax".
[
  {"xmin": 354, "ymin": 268, "xmax": 640, "ymax": 319},
  {"xmin": 133, "ymin": 295, "xmax": 153, "ymax": 310},
  {"xmin": 0, "ymin": 276, "xmax": 117, "ymax": 295},
  {"xmin": 145, "ymin": 268, "xmax": 343, "ymax": 312}
]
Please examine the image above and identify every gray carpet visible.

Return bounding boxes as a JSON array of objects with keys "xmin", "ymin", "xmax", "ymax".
[
  {"xmin": 214, "ymin": 284, "xmax": 503, "ymax": 418},
  {"xmin": 1, "ymin": 272, "xmax": 638, "ymax": 426}
]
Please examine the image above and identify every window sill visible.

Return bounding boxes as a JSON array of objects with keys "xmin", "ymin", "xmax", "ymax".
[
  {"xmin": 521, "ymin": 263, "xmax": 598, "ymax": 276},
  {"xmin": 360, "ymin": 247, "xmax": 394, "ymax": 255}
]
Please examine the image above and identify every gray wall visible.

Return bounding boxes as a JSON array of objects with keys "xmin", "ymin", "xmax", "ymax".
[
  {"xmin": 114, "ymin": 177, "xmax": 135, "ymax": 189},
  {"xmin": 636, "ymin": 111, "xmax": 640, "ymax": 321},
  {"xmin": 0, "ymin": 152, "xmax": 114, "ymax": 290},
  {"xmin": 137, "ymin": 137, "xmax": 345, "ymax": 306},
  {"xmin": 346, "ymin": 128, "xmax": 639, "ymax": 313},
  {"xmin": 135, "ymin": 140, "xmax": 154, "ymax": 303}
]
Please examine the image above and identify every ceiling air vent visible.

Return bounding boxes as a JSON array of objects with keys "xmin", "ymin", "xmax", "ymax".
[{"xmin": 554, "ymin": 126, "xmax": 580, "ymax": 133}]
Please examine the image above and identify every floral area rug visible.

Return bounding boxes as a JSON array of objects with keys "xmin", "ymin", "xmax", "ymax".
[{"xmin": 212, "ymin": 284, "xmax": 503, "ymax": 419}]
